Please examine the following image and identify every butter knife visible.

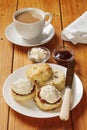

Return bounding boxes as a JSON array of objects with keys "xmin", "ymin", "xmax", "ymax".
[{"xmin": 59, "ymin": 60, "xmax": 75, "ymax": 120}]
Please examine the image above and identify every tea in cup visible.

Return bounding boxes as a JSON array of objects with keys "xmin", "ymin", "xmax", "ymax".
[{"xmin": 13, "ymin": 8, "xmax": 52, "ymax": 40}]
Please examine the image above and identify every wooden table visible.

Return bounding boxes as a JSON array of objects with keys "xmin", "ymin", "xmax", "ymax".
[{"xmin": 0, "ymin": 0, "xmax": 87, "ymax": 130}]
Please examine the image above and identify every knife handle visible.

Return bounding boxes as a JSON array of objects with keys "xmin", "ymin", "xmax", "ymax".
[{"xmin": 59, "ymin": 87, "xmax": 72, "ymax": 120}]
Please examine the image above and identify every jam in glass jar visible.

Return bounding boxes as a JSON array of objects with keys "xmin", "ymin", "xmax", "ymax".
[{"xmin": 52, "ymin": 46, "xmax": 74, "ymax": 67}]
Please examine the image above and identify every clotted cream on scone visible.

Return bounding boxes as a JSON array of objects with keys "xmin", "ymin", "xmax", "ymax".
[{"xmin": 11, "ymin": 78, "xmax": 36, "ymax": 101}]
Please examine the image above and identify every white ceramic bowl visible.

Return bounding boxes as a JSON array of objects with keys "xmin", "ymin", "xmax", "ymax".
[{"xmin": 27, "ymin": 47, "xmax": 50, "ymax": 63}]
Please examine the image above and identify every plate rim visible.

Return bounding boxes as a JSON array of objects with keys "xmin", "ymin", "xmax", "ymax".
[{"xmin": 3, "ymin": 63, "xmax": 83, "ymax": 118}]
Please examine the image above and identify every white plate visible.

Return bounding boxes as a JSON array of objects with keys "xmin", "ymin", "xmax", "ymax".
[
  {"xmin": 3, "ymin": 64, "xmax": 83, "ymax": 118},
  {"xmin": 5, "ymin": 23, "xmax": 55, "ymax": 47}
]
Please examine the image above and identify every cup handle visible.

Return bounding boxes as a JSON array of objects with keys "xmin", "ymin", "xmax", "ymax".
[{"xmin": 45, "ymin": 12, "xmax": 52, "ymax": 27}]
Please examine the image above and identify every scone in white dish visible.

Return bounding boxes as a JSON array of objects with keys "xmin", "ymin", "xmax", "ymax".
[{"xmin": 3, "ymin": 64, "xmax": 83, "ymax": 118}]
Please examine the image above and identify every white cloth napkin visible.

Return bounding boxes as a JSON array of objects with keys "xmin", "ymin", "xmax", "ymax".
[{"xmin": 61, "ymin": 11, "xmax": 87, "ymax": 44}]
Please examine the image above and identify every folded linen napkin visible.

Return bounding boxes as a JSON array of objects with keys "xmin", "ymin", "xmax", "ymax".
[{"xmin": 61, "ymin": 11, "xmax": 87, "ymax": 44}]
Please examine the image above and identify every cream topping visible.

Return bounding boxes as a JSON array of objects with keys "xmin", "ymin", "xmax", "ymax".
[
  {"xmin": 40, "ymin": 85, "xmax": 61, "ymax": 103},
  {"xmin": 11, "ymin": 79, "xmax": 34, "ymax": 95},
  {"xmin": 30, "ymin": 48, "xmax": 47, "ymax": 62}
]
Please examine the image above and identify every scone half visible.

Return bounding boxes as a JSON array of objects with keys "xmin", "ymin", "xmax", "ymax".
[
  {"xmin": 46, "ymin": 68, "xmax": 65, "ymax": 91},
  {"xmin": 11, "ymin": 79, "xmax": 36, "ymax": 102},
  {"xmin": 34, "ymin": 85, "xmax": 62, "ymax": 111},
  {"xmin": 11, "ymin": 87, "xmax": 36, "ymax": 102}
]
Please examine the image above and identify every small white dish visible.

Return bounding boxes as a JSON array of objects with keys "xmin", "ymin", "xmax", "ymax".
[
  {"xmin": 5, "ymin": 23, "xmax": 55, "ymax": 47},
  {"xmin": 28, "ymin": 47, "xmax": 50, "ymax": 63},
  {"xmin": 3, "ymin": 64, "xmax": 83, "ymax": 118}
]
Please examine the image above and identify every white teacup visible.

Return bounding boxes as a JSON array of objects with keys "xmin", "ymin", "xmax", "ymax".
[{"xmin": 13, "ymin": 8, "xmax": 52, "ymax": 40}]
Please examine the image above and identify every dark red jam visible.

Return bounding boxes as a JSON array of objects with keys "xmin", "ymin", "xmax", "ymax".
[
  {"xmin": 55, "ymin": 50, "xmax": 72, "ymax": 60},
  {"xmin": 54, "ymin": 50, "xmax": 73, "ymax": 67}
]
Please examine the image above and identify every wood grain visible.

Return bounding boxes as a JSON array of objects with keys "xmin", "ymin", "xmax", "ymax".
[
  {"xmin": 0, "ymin": 0, "xmax": 17, "ymax": 130},
  {"xmin": 61, "ymin": 0, "xmax": 87, "ymax": 129},
  {"xmin": 1, "ymin": 0, "xmax": 87, "ymax": 130}
]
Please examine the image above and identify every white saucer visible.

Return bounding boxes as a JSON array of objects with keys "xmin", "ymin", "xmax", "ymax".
[{"xmin": 5, "ymin": 23, "xmax": 55, "ymax": 47}]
